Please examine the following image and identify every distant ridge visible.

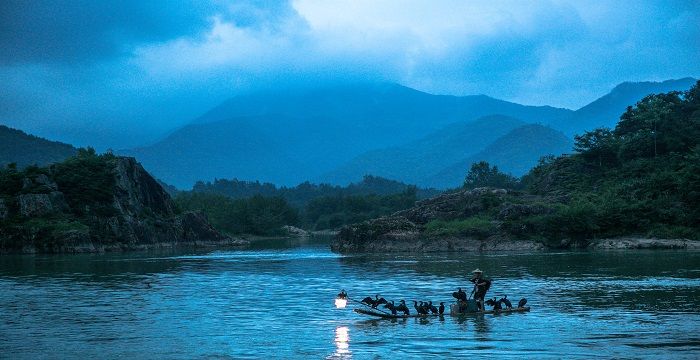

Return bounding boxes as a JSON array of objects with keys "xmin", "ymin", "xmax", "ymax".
[
  {"xmin": 320, "ymin": 115, "xmax": 527, "ymax": 185},
  {"xmin": 125, "ymin": 82, "xmax": 572, "ymax": 187},
  {"xmin": 553, "ymin": 77, "xmax": 697, "ymax": 136},
  {"xmin": 0, "ymin": 125, "xmax": 77, "ymax": 168},
  {"xmin": 423, "ymin": 124, "xmax": 573, "ymax": 189}
]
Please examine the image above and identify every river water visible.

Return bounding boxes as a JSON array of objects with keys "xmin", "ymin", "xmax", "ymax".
[{"xmin": 1, "ymin": 237, "xmax": 699, "ymax": 359}]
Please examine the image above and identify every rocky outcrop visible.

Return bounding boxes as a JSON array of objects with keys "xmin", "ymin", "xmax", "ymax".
[
  {"xmin": 393, "ymin": 187, "xmax": 507, "ymax": 225},
  {"xmin": 18, "ymin": 193, "xmax": 54, "ymax": 217},
  {"xmin": 588, "ymin": 238, "xmax": 700, "ymax": 250},
  {"xmin": 332, "ymin": 187, "xmax": 696, "ymax": 253},
  {"xmin": 1, "ymin": 156, "xmax": 248, "ymax": 254},
  {"xmin": 283, "ymin": 225, "xmax": 309, "ymax": 237}
]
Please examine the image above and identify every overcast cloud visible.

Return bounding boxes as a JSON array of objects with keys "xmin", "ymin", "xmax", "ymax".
[{"xmin": 0, "ymin": 0, "xmax": 698, "ymax": 149}]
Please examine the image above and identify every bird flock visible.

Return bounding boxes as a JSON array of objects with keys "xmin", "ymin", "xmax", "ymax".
[{"xmin": 360, "ymin": 294, "xmax": 527, "ymax": 315}]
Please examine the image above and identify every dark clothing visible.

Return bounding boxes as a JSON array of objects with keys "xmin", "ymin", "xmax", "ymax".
[
  {"xmin": 470, "ymin": 275, "xmax": 491, "ymax": 297},
  {"xmin": 470, "ymin": 275, "xmax": 491, "ymax": 311}
]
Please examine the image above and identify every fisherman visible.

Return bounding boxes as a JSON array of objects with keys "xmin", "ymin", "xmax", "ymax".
[{"xmin": 470, "ymin": 269, "xmax": 491, "ymax": 311}]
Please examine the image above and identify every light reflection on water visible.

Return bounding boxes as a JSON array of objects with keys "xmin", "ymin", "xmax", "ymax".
[
  {"xmin": 331, "ymin": 326, "xmax": 350, "ymax": 359},
  {"xmin": 0, "ymin": 240, "xmax": 699, "ymax": 359}
]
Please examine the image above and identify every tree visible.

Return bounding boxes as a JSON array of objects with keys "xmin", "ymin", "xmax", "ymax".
[
  {"xmin": 464, "ymin": 161, "xmax": 519, "ymax": 189},
  {"xmin": 573, "ymin": 128, "xmax": 617, "ymax": 167}
]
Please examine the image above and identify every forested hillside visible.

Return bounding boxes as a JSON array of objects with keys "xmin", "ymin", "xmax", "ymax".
[{"xmin": 0, "ymin": 125, "xmax": 77, "ymax": 168}]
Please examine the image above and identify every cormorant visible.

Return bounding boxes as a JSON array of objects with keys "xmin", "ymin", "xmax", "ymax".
[
  {"xmin": 361, "ymin": 295, "xmax": 387, "ymax": 308},
  {"xmin": 428, "ymin": 301, "xmax": 438, "ymax": 314},
  {"xmin": 396, "ymin": 300, "xmax": 410, "ymax": 315},
  {"xmin": 438, "ymin": 302, "xmax": 445, "ymax": 315},
  {"xmin": 414, "ymin": 301, "xmax": 428, "ymax": 315},
  {"xmin": 384, "ymin": 300, "xmax": 398, "ymax": 315},
  {"xmin": 499, "ymin": 295, "xmax": 512, "ymax": 309},
  {"xmin": 518, "ymin": 298, "xmax": 527, "ymax": 308},
  {"xmin": 452, "ymin": 288, "xmax": 467, "ymax": 301}
]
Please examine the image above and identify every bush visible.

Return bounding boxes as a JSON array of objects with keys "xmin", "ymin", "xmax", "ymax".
[{"xmin": 425, "ymin": 216, "xmax": 496, "ymax": 239}]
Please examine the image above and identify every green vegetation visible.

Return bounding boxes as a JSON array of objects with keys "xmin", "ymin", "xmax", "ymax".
[
  {"xmin": 304, "ymin": 188, "xmax": 417, "ymax": 230},
  {"xmin": 480, "ymin": 81, "xmax": 700, "ymax": 243},
  {"xmin": 425, "ymin": 216, "xmax": 495, "ymax": 239},
  {"xmin": 190, "ymin": 175, "xmax": 438, "ymax": 208},
  {"xmin": 52, "ymin": 148, "xmax": 118, "ymax": 216},
  {"xmin": 174, "ymin": 175, "xmax": 430, "ymax": 232},
  {"xmin": 174, "ymin": 193, "xmax": 300, "ymax": 236},
  {"xmin": 175, "ymin": 185, "xmax": 418, "ymax": 233},
  {"xmin": 464, "ymin": 161, "xmax": 520, "ymax": 190}
]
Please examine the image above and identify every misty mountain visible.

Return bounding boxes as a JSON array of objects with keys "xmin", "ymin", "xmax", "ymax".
[
  {"xmin": 0, "ymin": 125, "xmax": 77, "ymax": 168},
  {"xmin": 124, "ymin": 79, "xmax": 695, "ymax": 188},
  {"xmin": 320, "ymin": 115, "xmax": 527, "ymax": 185},
  {"xmin": 423, "ymin": 124, "xmax": 573, "ymax": 189},
  {"xmin": 553, "ymin": 77, "xmax": 697, "ymax": 136},
  {"xmin": 126, "ymin": 82, "xmax": 571, "ymax": 187},
  {"xmin": 123, "ymin": 116, "xmax": 304, "ymax": 188}
]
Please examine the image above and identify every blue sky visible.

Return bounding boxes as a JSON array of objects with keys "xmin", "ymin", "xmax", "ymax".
[{"xmin": 1, "ymin": 0, "xmax": 698, "ymax": 148}]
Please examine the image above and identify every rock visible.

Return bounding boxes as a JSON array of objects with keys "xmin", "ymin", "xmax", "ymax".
[
  {"xmin": 394, "ymin": 188, "xmax": 508, "ymax": 225},
  {"xmin": 179, "ymin": 211, "xmax": 232, "ymax": 242},
  {"xmin": 2, "ymin": 156, "xmax": 237, "ymax": 254},
  {"xmin": 22, "ymin": 173, "xmax": 59, "ymax": 192},
  {"xmin": 588, "ymin": 238, "xmax": 700, "ymax": 250},
  {"xmin": 332, "ymin": 216, "xmax": 419, "ymax": 252},
  {"xmin": 283, "ymin": 225, "xmax": 309, "ymax": 237},
  {"xmin": 18, "ymin": 193, "xmax": 54, "ymax": 217},
  {"xmin": 496, "ymin": 203, "xmax": 552, "ymax": 220},
  {"xmin": 112, "ymin": 157, "xmax": 176, "ymax": 217}
]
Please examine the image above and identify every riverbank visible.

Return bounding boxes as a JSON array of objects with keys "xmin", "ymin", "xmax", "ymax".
[{"xmin": 330, "ymin": 233, "xmax": 700, "ymax": 253}]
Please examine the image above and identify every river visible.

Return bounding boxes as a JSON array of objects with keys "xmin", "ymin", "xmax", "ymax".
[{"xmin": 1, "ymin": 237, "xmax": 699, "ymax": 359}]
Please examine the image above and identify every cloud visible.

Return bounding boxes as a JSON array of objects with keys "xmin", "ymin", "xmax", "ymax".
[{"xmin": 0, "ymin": 0, "xmax": 698, "ymax": 149}]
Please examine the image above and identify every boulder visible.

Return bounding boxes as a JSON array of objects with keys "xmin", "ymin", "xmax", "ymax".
[
  {"xmin": 283, "ymin": 225, "xmax": 309, "ymax": 237},
  {"xmin": 19, "ymin": 193, "xmax": 54, "ymax": 217}
]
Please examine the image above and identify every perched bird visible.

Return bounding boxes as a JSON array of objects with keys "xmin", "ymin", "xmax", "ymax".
[
  {"xmin": 414, "ymin": 301, "xmax": 428, "ymax": 315},
  {"xmin": 499, "ymin": 296, "xmax": 512, "ymax": 309},
  {"xmin": 361, "ymin": 295, "xmax": 388, "ymax": 308},
  {"xmin": 396, "ymin": 300, "xmax": 410, "ymax": 315},
  {"xmin": 384, "ymin": 300, "xmax": 397, "ymax": 315},
  {"xmin": 452, "ymin": 288, "xmax": 467, "ymax": 301},
  {"xmin": 438, "ymin": 302, "xmax": 445, "ymax": 315},
  {"xmin": 428, "ymin": 301, "xmax": 438, "ymax": 314},
  {"xmin": 486, "ymin": 297, "xmax": 502, "ymax": 311},
  {"xmin": 518, "ymin": 298, "xmax": 528, "ymax": 308}
]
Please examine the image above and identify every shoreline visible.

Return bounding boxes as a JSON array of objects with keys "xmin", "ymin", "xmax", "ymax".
[{"xmin": 330, "ymin": 236, "xmax": 700, "ymax": 253}]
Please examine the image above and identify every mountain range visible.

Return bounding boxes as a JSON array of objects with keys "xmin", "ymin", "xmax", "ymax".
[
  {"xmin": 2, "ymin": 78, "xmax": 695, "ymax": 190},
  {"xmin": 123, "ymin": 78, "xmax": 695, "ymax": 189}
]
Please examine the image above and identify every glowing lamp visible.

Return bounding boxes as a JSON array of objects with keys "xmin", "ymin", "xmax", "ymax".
[{"xmin": 335, "ymin": 289, "xmax": 348, "ymax": 308}]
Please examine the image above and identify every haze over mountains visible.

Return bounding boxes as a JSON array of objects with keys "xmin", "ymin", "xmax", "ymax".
[
  {"xmin": 122, "ymin": 78, "xmax": 696, "ymax": 189},
  {"xmin": 2, "ymin": 78, "xmax": 695, "ymax": 190}
]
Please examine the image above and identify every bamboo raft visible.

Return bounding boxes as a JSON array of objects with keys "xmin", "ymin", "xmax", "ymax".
[{"xmin": 354, "ymin": 306, "xmax": 530, "ymax": 319}]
